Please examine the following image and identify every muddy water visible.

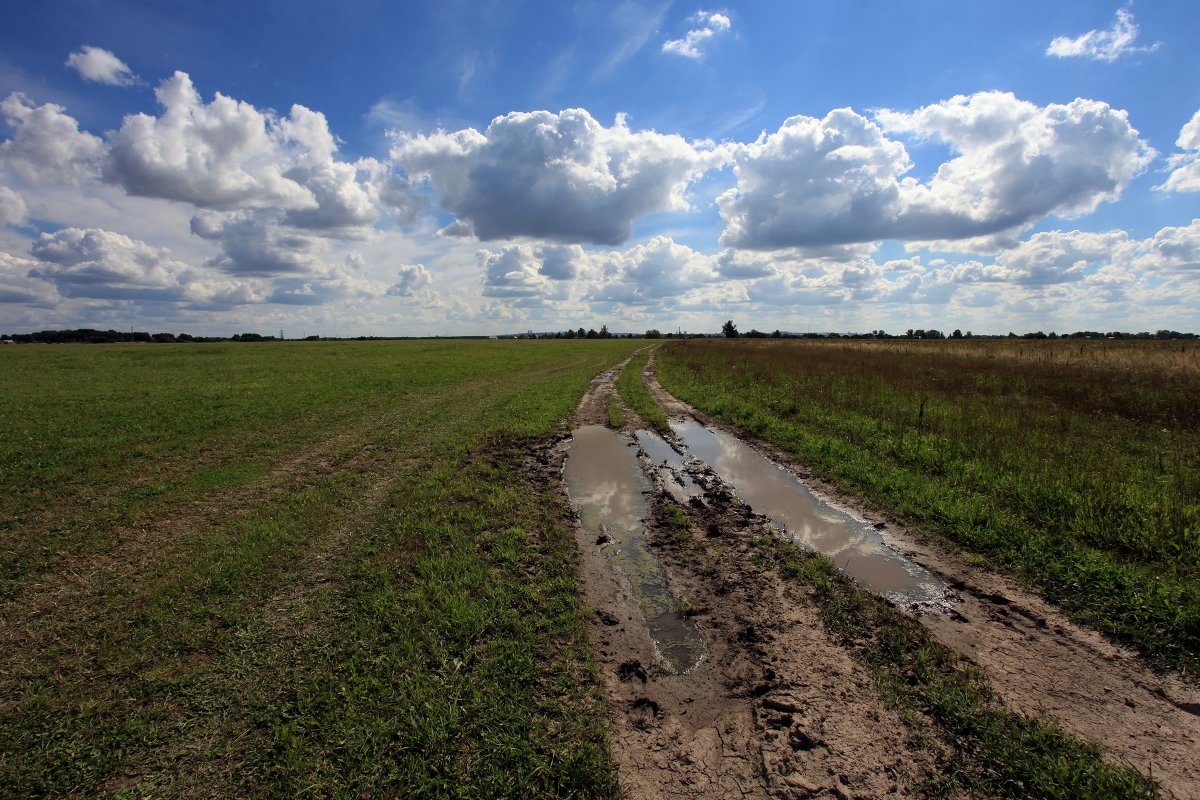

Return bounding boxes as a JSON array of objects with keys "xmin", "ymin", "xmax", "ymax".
[
  {"xmin": 564, "ymin": 426, "xmax": 703, "ymax": 672},
  {"xmin": 671, "ymin": 421, "xmax": 943, "ymax": 604}
]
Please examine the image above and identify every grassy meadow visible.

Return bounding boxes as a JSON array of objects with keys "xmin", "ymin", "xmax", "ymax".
[
  {"xmin": 656, "ymin": 337, "xmax": 1200, "ymax": 674},
  {"xmin": 0, "ymin": 339, "xmax": 641, "ymax": 798}
]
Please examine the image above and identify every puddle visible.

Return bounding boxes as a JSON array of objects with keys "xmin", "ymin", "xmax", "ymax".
[
  {"xmin": 670, "ymin": 421, "xmax": 943, "ymax": 604},
  {"xmin": 634, "ymin": 430, "xmax": 702, "ymax": 502},
  {"xmin": 564, "ymin": 425, "xmax": 704, "ymax": 672}
]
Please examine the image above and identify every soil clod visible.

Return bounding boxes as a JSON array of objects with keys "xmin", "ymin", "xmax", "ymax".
[{"xmin": 618, "ymin": 659, "xmax": 649, "ymax": 684}]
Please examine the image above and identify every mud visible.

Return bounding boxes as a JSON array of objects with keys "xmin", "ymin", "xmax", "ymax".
[
  {"xmin": 636, "ymin": 351, "xmax": 1200, "ymax": 798},
  {"xmin": 560, "ymin": 352, "xmax": 939, "ymax": 799},
  {"xmin": 564, "ymin": 425, "xmax": 703, "ymax": 673}
]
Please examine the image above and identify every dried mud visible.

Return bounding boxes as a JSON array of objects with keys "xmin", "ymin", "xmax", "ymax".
[{"xmin": 635, "ymin": 351, "xmax": 1200, "ymax": 798}]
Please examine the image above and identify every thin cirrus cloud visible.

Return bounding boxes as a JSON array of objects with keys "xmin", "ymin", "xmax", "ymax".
[
  {"xmin": 65, "ymin": 45, "xmax": 140, "ymax": 86},
  {"xmin": 662, "ymin": 10, "xmax": 731, "ymax": 59},
  {"xmin": 1046, "ymin": 6, "xmax": 1160, "ymax": 63}
]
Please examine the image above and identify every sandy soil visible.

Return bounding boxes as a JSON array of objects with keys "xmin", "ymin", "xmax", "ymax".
[{"xmin": 631, "ymin": 351, "xmax": 1200, "ymax": 799}]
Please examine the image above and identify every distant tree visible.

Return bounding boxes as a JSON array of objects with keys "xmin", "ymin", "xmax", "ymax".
[
  {"xmin": 586, "ymin": 328, "xmax": 598, "ymax": 339},
  {"xmin": 951, "ymin": 329, "xmax": 963, "ymax": 339},
  {"xmin": 577, "ymin": 327, "xmax": 586, "ymax": 339},
  {"xmin": 771, "ymin": 329, "xmax": 782, "ymax": 338},
  {"xmin": 599, "ymin": 324, "xmax": 611, "ymax": 339},
  {"xmin": 645, "ymin": 329, "xmax": 661, "ymax": 339},
  {"xmin": 745, "ymin": 329, "xmax": 767, "ymax": 338},
  {"xmin": 721, "ymin": 320, "xmax": 739, "ymax": 338}
]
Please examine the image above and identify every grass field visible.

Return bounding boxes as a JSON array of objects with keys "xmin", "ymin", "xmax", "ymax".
[
  {"xmin": 2, "ymin": 336, "xmax": 1188, "ymax": 797},
  {"xmin": 656, "ymin": 337, "xmax": 1200, "ymax": 674},
  {"xmin": 0, "ymin": 339, "xmax": 641, "ymax": 798}
]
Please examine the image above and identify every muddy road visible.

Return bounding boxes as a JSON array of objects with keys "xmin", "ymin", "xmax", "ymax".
[{"xmin": 550, "ymin": 351, "xmax": 1200, "ymax": 798}]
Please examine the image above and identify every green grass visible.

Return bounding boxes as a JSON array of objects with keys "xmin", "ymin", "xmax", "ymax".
[
  {"xmin": 606, "ymin": 395, "xmax": 626, "ymax": 428},
  {"xmin": 615, "ymin": 347, "xmax": 670, "ymax": 433},
  {"xmin": 0, "ymin": 339, "xmax": 639, "ymax": 798},
  {"xmin": 656, "ymin": 338, "xmax": 1200, "ymax": 674}
]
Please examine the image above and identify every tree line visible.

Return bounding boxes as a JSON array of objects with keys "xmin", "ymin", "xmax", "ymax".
[{"xmin": 3, "ymin": 325, "xmax": 1196, "ymax": 344}]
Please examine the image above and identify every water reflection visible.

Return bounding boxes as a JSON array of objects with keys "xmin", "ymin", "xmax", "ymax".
[
  {"xmin": 671, "ymin": 421, "xmax": 943, "ymax": 604},
  {"xmin": 564, "ymin": 425, "xmax": 704, "ymax": 672}
]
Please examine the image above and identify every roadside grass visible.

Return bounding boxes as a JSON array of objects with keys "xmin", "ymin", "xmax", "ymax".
[
  {"xmin": 656, "ymin": 338, "xmax": 1200, "ymax": 674},
  {"xmin": 751, "ymin": 536, "xmax": 1158, "ymax": 799},
  {"xmin": 0, "ymin": 339, "xmax": 638, "ymax": 797},
  {"xmin": 615, "ymin": 347, "xmax": 670, "ymax": 433}
]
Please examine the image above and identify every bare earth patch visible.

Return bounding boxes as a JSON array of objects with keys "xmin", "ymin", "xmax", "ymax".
[{"xmin": 642, "ymin": 352, "xmax": 1200, "ymax": 798}]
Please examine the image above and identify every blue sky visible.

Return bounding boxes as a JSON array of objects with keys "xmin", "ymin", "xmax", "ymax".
[{"xmin": 1, "ymin": 0, "xmax": 1198, "ymax": 335}]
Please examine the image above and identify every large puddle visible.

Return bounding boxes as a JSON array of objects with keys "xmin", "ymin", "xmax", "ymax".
[
  {"xmin": 563, "ymin": 426, "xmax": 704, "ymax": 673},
  {"xmin": 670, "ymin": 421, "xmax": 943, "ymax": 604}
]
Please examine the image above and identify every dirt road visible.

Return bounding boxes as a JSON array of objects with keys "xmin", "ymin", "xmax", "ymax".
[{"xmin": 552, "ymin": 352, "xmax": 1199, "ymax": 798}]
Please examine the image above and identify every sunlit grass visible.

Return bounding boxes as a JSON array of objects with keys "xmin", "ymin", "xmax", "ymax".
[
  {"xmin": 657, "ymin": 338, "xmax": 1200, "ymax": 673},
  {"xmin": 0, "ymin": 339, "xmax": 639, "ymax": 797}
]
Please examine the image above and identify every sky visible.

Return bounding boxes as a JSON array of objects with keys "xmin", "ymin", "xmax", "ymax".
[{"xmin": 1, "ymin": 1, "xmax": 1199, "ymax": 337}]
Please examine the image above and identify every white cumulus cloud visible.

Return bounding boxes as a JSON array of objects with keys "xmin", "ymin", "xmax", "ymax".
[
  {"xmin": 65, "ymin": 46, "xmax": 139, "ymax": 86},
  {"xmin": 478, "ymin": 245, "xmax": 572, "ymax": 302},
  {"xmin": 0, "ymin": 252, "xmax": 58, "ymax": 304},
  {"xmin": 720, "ymin": 92, "xmax": 1153, "ymax": 252},
  {"xmin": 1046, "ymin": 7, "xmax": 1159, "ymax": 62},
  {"xmin": 586, "ymin": 236, "xmax": 717, "ymax": 307},
  {"xmin": 1159, "ymin": 109, "xmax": 1200, "ymax": 193},
  {"xmin": 0, "ymin": 186, "xmax": 27, "ymax": 227},
  {"xmin": 191, "ymin": 210, "xmax": 327, "ymax": 277},
  {"xmin": 0, "ymin": 93, "xmax": 105, "ymax": 185},
  {"xmin": 1128, "ymin": 219, "xmax": 1200, "ymax": 275},
  {"xmin": 387, "ymin": 263, "xmax": 432, "ymax": 298},
  {"xmin": 27, "ymin": 227, "xmax": 194, "ymax": 301},
  {"xmin": 104, "ymin": 71, "xmax": 319, "ymax": 211},
  {"xmin": 392, "ymin": 108, "xmax": 726, "ymax": 245},
  {"xmin": 662, "ymin": 10, "xmax": 731, "ymax": 59}
]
